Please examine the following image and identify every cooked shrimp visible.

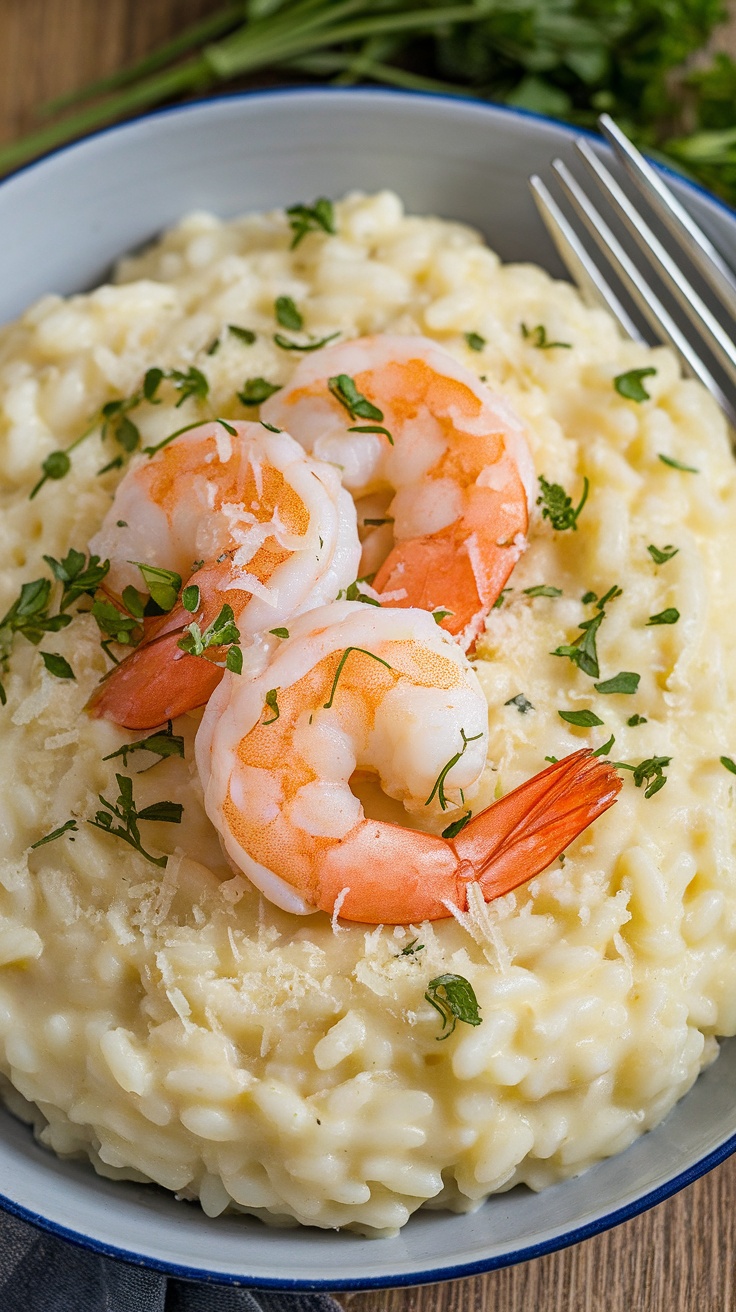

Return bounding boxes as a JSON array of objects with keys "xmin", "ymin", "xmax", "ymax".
[
  {"xmin": 262, "ymin": 335, "xmax": 535, "ymax": 652},
  {"xmin": 87, "ymin": 421, "xmax": 360, "ymax": 729},
  {"xmin": 195, "ymin": 602, "xmax": 620, "ymax": 924}
]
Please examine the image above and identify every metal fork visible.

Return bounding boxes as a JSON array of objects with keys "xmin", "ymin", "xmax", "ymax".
[{"xmin": 529, "ymin": 114, "xmax": 736, "ymax": 429}]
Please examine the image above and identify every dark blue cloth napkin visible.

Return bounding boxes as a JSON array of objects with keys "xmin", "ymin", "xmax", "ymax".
[{"xmin": 0, "ymin": 1206, "xmax": 344, "ymax": 1312}]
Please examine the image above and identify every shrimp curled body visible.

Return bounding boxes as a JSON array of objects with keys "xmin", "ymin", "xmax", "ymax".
[
  {"xmin": 88, "ymin": 421, "xmax": 360, "ymax": 728},
  {"xmin": 262, "ymin": 335, "xmax": 535, "ymax": 651},
  {"xmin": 195, "ymin": 603, "xmax": 621, "ymax": 924}
]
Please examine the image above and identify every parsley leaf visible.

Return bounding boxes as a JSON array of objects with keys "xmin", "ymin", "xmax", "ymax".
[
  {"xmin": 323, "ymin": 646, "xmax": 393, "ymax": 710},
  {"xmin": 425, "ymin": 974, "xmax": 482, "ymax": 1040},
  {"xmin": 133, "ymin": 563, "xmax": 181, "ymax": 613},
  {"xmin": 43, "ymin": 550, "xmax": 110, "ymax": 611},
  {"xmin": 552, "ymin": 608, "xmax": 606, "ymax": 679},
  {"xmin": 720, "ymin": 755, "xmax": 736, "ymax": 775},
  {"xmin": 270, "ymin": 627, "xmax": 289, "ymax": 639},
  {"xmin": 521, "ymin": 323, "xmax": 571, "ymax": 349},
  {"xmin": 614, "ymin": 367, "xmax": 657, "ymax": 401},
  {"xmin": 238, "ymin": 377, "xmax": 281, "ymax": 407},
  {"xmin": 263, "ymin": 688, "xmax": 280, "ymax": 724},
  {"xmin": 228, "ymin": 324, "xmax": 256, "ymax": 345},
  {"xmin": 286, "ymin": 198, "xmax": 335, "ymax": 248},
  {"xmin": 40, "ymin": 651, "xmax": 75, "ymax": 680},
  {"xmin": 558, "ymin": 709, "xmax": 604, "ymax": 727},
  {"xmin": 505, "ymin": 693, "xmax": 534, "ymax": 713},
  {"xmin": 465, "ymin": 332, "xmax": 485, "ymax": 351},
  {"xmin": 274, "ymin": 330, "xmax": 340, "ymax": 353},
  {"xmin": 91, "ymin": 598, "xmax": 142, "ymax": 648},
  {"xmin": 168, "ymin": 366, "xmax": 209, "ymax": 408},
  {"xmin": 627, "ymin": 714, "xmax": 647, "ymax": 726},
  {"xmin": 400, "ymin": 938, "xmax": 425, "ymax": 956},
  {"xmin": 88, "ymin": 773, "xmax": 182, "ymax": 867},
  {"xmin": 347, "ymin": 422, "xmax": 394, "ymax": 445},
  {"xmin": 442, "ymin": 811, "xmax": 473, "ymax": 839},
  {"xmin": 646, "ymin": 608, "xmax": 680, "ymax": 625},
  {"xmin": 182, "ymin": 584, "xmax": 200, "ymax": 613},
  {"xmin": 594, "ymin": 671, "xmax": 640, "ymax": 694},
  {"xmin": 275, "ymin": 296, "xmax": 303, "ymax": 331},
  {"xmin": 658, "ymin": 454, "xmax": 699, "ymax": 473},
  {"xmin": 537, "ymin": 475, "xmax": 589, "ymax": 531},
  {"xmin": 425, "ymin": 727, "xmax": 483, "ymax": 810},
  {"xmin": 648, "ymin": 543, "xmax": 679, "ymax": 565},
  {"xmin": 616, "ymin": 755, "xmax": 671, "ymax": 798},
  {"xmin": 523, "ymin": 584, "xmax": 563, "ymax": 598},
  {"xmin": 178, "ymin": 603, "xmax": 241, "ymax": 663},
  {"xmin": 30, "ymin": 819, "xmax": 79, "ymax": 849},
  {"xmin": 328, "ymin": 374, "xmax": 383, "ymax": 422},
  {"xmin": 103, "ymin": 721, "xmax": 185, "ymax": 771}
]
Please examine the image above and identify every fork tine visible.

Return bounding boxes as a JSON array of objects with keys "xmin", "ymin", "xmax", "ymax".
[
  {"xmin": 551, "ymin": 158, "xmax": 736, "ymax": 427},
  {"xmin": 529, "ymin": 175, "xmax": 644, "ymax": 341},
  {"xmin": 575, "ymin": 137, "xmax": 736, "ymax": 391},
  {"xmin": 598, "ymin": 113, "xmax": 736, "ymax": 317}
]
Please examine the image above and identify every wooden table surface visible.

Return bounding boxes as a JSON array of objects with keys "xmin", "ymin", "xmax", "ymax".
[{"xmin": 2, "ymin": 2, "xmax": 735, "ymax": 1307}]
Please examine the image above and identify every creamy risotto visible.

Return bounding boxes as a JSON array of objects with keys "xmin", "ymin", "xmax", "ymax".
[{"xmin": 0, "ymin": 190, "xmax": 735, "ymax": 1236}]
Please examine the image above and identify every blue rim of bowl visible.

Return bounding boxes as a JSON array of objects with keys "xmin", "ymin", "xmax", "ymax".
[{"xmin": 0, "ymin": 84, "xmax": 735, "ymax": 1289}]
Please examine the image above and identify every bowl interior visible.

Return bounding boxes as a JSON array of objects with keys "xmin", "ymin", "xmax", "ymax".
[{"xmin": 0, "ymin": 88, "xmax": 735, "ymax": 1289}]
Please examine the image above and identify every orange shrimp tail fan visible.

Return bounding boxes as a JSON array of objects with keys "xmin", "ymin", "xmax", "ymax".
[{"xmin": 451, "ymin": 749, "xmax": 622, "ymax": 903}]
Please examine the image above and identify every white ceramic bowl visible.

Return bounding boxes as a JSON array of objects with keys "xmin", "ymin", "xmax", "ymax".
[{"xmin": 1, "ymin": 88, "xmax": 735, "ymax": 1291}]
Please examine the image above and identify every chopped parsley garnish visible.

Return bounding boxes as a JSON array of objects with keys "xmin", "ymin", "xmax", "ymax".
[
  {"xmin": 275, "ymin": 296, "xmax": 303, "ymax": 331},
  {"xmin": 43, "ymin": 549, "xmax": 110, "ymax": 611},
  {"xmin": 133, "ymin": 563, "xmax": 181, "ymax": 613},
  {"xmin": 648, "ymin": 543, "xmax": 679, "ymax": 565},
  {"xmin": 425, "ymin": 974, "xmax": 482, "ymax": 1040},
  {"xmin": 339, "ymin": 578, "xmax": 380, "ymax": 607},
  {"xmin": 167, "ymin": 366, "xmax": 209, "ymax": 408},
  {"xmin": 400, "ymin": 938, "xmax": 425, "ymax": 956},
  {"xmin": 270, "ymin": 627, "xmax": 289, "ymax": 639},
  {"xmin": 206, "ymin": 337, "xmax": 221, "ymax": 355},
  {"xmin": 616, "ymin": 755, "xmax": 671, "ymax": 798},
  {"xmin": 328, "ymin": 374, "xmax": 383, "ymax": 423},
  {"xmin": 552, "ymin": 586, "xmax": 621, "ymax": 680},
  {"xmin": 103, "ymin": 721, "xmax": 185, "ymax": 771},
  {"xmin": 238, "ymin": 377, "xmax": 281, "ymax": 407},
  {"xmin": 721, "ymin": 756, "xmax": 736, "ymax": 775},
  {"xmin": 40, "ymin": 651, "xmax": 75, "ymax": 680},
  {"xmin": 91, "ymin": 598, "xmax": 142, "ymax": 650},
  {"xmin": 182, "ymin": 585, "xmax": 200, "ymax": 613},
  {"xmin": 592, "ymin": 733, "xmax": 615, "ymax": 757},
  {"xmin": 523, "ymin": 584, "xmax": 563, "ymax": 598},
  {"xmin": 323, "ymin": 646, "xmax": 394, "ymax": 710},
  {"xmin": 347, "ymin": 423, "xmax": 395, "ymax": 445},
  {"xmin": 364, "ymin": 517, "xmax": 394, "ymax": 528},
  {"xmin": 286, "ymin": 198, "xmax": 336, "ymax": 248},
  {"xmin": 441, "ymin": 811, "xmax": 472, "ymax": 839},
  {"xmin": 594, "ymin": 671, "xmax": 640, "ymax": 694},
  {"xmin": 558, "ymin": 708, "xmax": 604, "ymax": 727},
  {"xmin": 658, "ymin": 454, "xmax": 699, "ymax": 473},
  {"xmin": 646, "ymin": 608, "xmax": 680, "ymax": 625},
  {"xmin": 30, "ymin": 819, "xmax": 79, "ymax": 849},
  {"xmin": 88, "ymin": 773, "xmax": 182, "ymax": 868},
  {"xmin": 556, "ymin": 708, "xmax": 603, "ymax": 729},
  {"xmin": 432, "ymin": 608, "xmax": 454, "ymax": 624},
  {"xmin": 465, "ymin": 332, "xmax": 485, "ymax": 351},
  {"xmin": 228, "ymin": 324, "xmax": 256, "ymax": 345},
  {"xmin": 614, "ymin": 367, "xmax": 657, "ymax": 401},
  {"xmin": 0, "ymin": 577, "xmax": 74, "ymax": 704},
  {"xmin": 521, "ymin": 323, "xmax": 572, "ymax": 350},
  {"xmin": 178, "ymin": 603, "xmax": 241, "ymax": 670},
  {"xmin": 425, "ymin": 727, "xmax": 483, "ymax": 811},
  {"xmin": 537, "ymin": 475, "xmax": 589, "ymax": 531},
  {"xmin": 493, "ymin": 588, "xmax": 512, "ymax": 610},
  {"xmin": 274, "ymin": 330, "xmax": 340, "ymax": 353},
  {"xmin": 627, "ymin": 714, "xmax": 647, "ymax": 726},
  {"xmin": 261, "ymin": 421, "xmax": 282, "ymax": 433},
  {"xmin": 263, "ymin": 688, "xmax": 280, "ymax": 724},
  {"xmin": 505, "ymin": 693, "xmax": 534, "ymax": 713}
]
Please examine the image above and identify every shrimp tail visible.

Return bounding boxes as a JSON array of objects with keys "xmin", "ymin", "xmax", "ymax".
[
  {"xmin": 87, "ymin": 617, "xmax": 224, "ymax": 729},
  {"xmin": 450, "ymin": 748, "xmax": 621, "ymax": 902}
]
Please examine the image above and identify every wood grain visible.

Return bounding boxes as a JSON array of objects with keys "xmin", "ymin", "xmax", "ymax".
[{"xmin": 0, "ymin": 2, "xmax": 734, "ymax": 1307}]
